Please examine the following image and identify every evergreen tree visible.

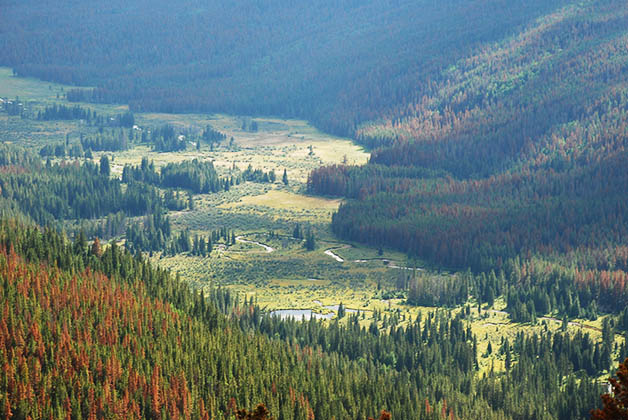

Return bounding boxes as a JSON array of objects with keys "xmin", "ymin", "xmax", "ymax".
[
  {"xmin": 293, "ymin": 223, "xmax": 302, "ymax": 239},
  {"xmin": 304, "ymin": 227, "xmax": 316, "ymax": 251},
  {"xmin": 99, "ymin": 155, "xmax": 110, "ymax": 177},
  {"xmin": 337, "ymin": 302, "xmax": 346, "ymax": 319}
]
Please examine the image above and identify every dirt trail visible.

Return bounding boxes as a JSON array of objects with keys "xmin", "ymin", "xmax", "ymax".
[{"xmin": 539, "ymin": 315, "xmax": 602, "ymax": 332}]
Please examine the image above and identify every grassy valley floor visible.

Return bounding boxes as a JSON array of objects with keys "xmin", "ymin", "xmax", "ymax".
[{"xmin": 0, "ymin": 67, "xmax": 623, "ymax": 377}]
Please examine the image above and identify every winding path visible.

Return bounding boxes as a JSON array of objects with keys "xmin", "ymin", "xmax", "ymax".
[{"xmin": 539, "ymin": 315, "xmax": 602, "ymax": 332}]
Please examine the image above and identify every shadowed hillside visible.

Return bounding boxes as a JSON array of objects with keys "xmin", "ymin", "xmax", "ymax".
[{"xmin": 0, "ymin": 0, "xmax": 573, "ymax": 135}]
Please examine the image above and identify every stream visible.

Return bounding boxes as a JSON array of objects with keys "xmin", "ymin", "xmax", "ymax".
[
  {"xmin": 235, "ymin": 236, "xmax": 275, "ymax": 253},
  {"xmin": 323, "ymin": 245, "xmax": 423, "ymax": 271},
  {"xmin": 324, "ymin": 249, "xmax": 344, "ymax": 262}
]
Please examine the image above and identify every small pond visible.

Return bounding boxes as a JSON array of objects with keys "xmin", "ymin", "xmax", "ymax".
[{"xmin": 269, "ymin": 309, "xmax": 334, "ymax": 321}]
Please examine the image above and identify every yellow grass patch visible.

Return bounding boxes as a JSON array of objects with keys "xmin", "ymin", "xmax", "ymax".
[{"xmin": 220, "ymin": 190, "xmax": 341, "ymax": 211}]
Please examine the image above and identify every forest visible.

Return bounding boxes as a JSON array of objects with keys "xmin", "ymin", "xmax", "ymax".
[
  {"xmin": 306, "ymin": 0, "xmax": 628, "ymax": 324},
  {"xmin": 0, "ymin": 220, "xmax": 609, "ymax": 419},
  {"xmin": 0, "ymin": 146, "xmax": 162, "ymax": 226},
  {"xmin": 0, "ymin": 0, "xmax": 576, "ymax": 135}
]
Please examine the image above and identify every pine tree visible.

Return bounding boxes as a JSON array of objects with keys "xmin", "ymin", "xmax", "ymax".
[
  {"xmin": 91, "ymin": 237, "xmax": 102, "ymax": 257},
  {"xmin": 368, "ymin": 411, "xmax": 391, "ymax": 420},
  {"xmin": 338, "ymin": 303, "xmax": 346, "ymax": 319},
  {"xmin": 100, "ymin": 155, "xmax": 111, "ymax": 177},
  {"xmin": 293, "ymin": 223, "xmax": 302, "ymax": 239},
  {"xmin": 236, "ymin": 404, "xmax": 273, "ymax": 420},
  {"xmin": 304, "ymin": 227, "xmax": 316, "ymax": 251}
]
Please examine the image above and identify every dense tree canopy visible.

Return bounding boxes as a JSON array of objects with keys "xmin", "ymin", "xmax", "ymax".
[
  {"xmin": 0, "ymin": 0, "xmax": 575, "ymax": 135},
  {"xmin": 307, "ymin": 0, "xmax": 628, "ymax": 322},
  {"xmin": 0, "ymin": 219, "xmax": 607, "ymax": 419},
  {"xmin": 591, "ymin": 358, "xmax": 628, "ymax": 420},
  {"xmin": 1, "ymin": 0, "xmax": 626, "ymax": 416}
]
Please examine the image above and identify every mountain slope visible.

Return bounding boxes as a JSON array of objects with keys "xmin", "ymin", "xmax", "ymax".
[
  {"xmin": 0, "ymin": 0, "xmax": 573, "ymax": 134},
  {"xmin": 359, "ymin": 0, "xmax": 628, "ymax": 176},
  {"xmin": 0, "ymin": 219, "xmax": 607, "ymax": 420},
  {"xmin": 307, "ymin": 0, "xmax": 628, "ymax": 319}
]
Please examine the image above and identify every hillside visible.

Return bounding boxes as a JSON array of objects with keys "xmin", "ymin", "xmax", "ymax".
[
  {"xmin": 0, "ymin": 220, "xmax": 608, "ymax": 419},
  {"xmin": 306, "ymin": 0, "xmax": 628, "ymax": 321},
  {"xmin": 1, "ymin": 0, "xmax": 573, "ymax": 135}
]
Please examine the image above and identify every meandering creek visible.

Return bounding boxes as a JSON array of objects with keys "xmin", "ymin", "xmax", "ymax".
[
  {"xmin": 235, "ymin": 236, "xmax": 275, "ymax": 253},
  {"xmin": 324, "ymin": 249, "xmax": 344, "ymax": 262},
  {"xmin": 323, "ymin": 245, "xmax": 423, "ymax": 271}
]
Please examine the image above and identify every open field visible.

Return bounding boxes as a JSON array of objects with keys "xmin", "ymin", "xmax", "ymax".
[
  {"xmin": 220, "ymin": 190, "xmax": 341, "ymax": 211},
  {"xmin": 0, "ymin": 68, "xmax": 128, "ymax": 148},
  {"xmin": 0, "ymin": 68, "xmax": 81, "ymax": 103},
  {"xmin": 0, "ymin": 68, "xmax": 128, "ymax": 116},
  {"xmin": 215, "ymin": 189, "xmax": 342, "ymax": 224},
  {"xmin": 105, "ymin": 116, "xmax": 368, "ymax": 185}
]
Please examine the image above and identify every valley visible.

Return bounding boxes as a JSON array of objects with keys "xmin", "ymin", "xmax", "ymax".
[
  {"xmin": 0, "ymin": 0, "xmax": 628, "ymax": 420},
  {"xmin": 0, "ymin": 67, "xmax": 622, "ymax": 380},
  {"xmin": 2, "ymin": 0, "xmax": 628, "ymax": 417}
]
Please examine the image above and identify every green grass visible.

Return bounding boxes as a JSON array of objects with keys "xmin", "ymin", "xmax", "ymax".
[
  {"xmin": 0, "ymin": 67, "xmax": 128, "ymax": 116},
  {"xmin": 0, "ymin": 67, "xmax": 129, "ymax": 148},
  {"xmin": 0, "ymin": 68, "xmax": 80, "ymax": 103}
]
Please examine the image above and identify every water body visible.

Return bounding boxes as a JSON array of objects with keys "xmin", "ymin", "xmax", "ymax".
[
  {"xmin": 269, "ymin": 303, "xmax": 361, "ymax": 321},
  {"xmin": 323, "ymin": 245, "xmax": 423, "ymax": 271},
  {"xmin": 235, "ymin": 236, "xmax": 275, "ymax": 253},
  {"xmin": 324, "ymin": 249, "xmax": 344, "ymax": 262},
  {"xmin": 388, "ymin": 264, "xmax": 423, "ymax": 271}
]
